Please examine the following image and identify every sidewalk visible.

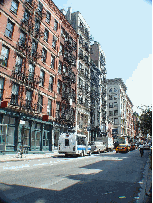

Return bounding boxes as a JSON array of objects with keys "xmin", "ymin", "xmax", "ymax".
[{"xmin": 0, "ymin": 151, "xmax": 59, "ymax": 162}]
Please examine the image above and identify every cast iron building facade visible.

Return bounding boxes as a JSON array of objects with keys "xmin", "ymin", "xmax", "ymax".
[{"xmin": 0, "ymin": 0, "xmax": 77, "ymax": 152}]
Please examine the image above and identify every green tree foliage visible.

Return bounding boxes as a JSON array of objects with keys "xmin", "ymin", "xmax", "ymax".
[{"xmin": 140, "ymin": 109, "xmax": 152, "ymax": 137}]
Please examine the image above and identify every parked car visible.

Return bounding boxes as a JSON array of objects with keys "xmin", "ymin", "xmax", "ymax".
[
  {"xmin": 91, "ymin": 141, "xmax": 106, "ymax": 154},
  {"xmin": 116, "ymin": 144, "xmax": 128, "ymax": 153}
]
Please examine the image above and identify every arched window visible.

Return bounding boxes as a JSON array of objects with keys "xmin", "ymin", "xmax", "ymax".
[{"xmin": 109, "ymin": 88, "xmax": 112, "ymax": 92}]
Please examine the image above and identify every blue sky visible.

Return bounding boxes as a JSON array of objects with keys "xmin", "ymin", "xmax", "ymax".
[{"xmin": 53, "ymin": 0, "xmax": 152, "ymax": 113}]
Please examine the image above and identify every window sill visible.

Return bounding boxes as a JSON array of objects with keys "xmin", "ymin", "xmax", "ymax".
[
  {"xmin": 10, "ymin": 9, "xmax": 18, "ymax": 16},
  {"xmin": 4, "ymin": 34, "xmax": 12, "ymax": 41}
]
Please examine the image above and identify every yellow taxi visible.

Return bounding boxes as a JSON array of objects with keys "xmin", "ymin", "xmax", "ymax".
[{"xmin": 116, "ymin": 144, "xmax": 128, "ymax": 153}]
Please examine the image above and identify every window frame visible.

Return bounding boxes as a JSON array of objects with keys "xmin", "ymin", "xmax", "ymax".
[
  {"xmin": 5, "ymin": 19, "xmax": 15, "ymax": 39},
  {"xmin": 0, "ymin": 46, "xmax": 9, "ymax": 67},
  {"xmin": 10, "ymin": 0, "xmax": 19, "ymax": 14}
]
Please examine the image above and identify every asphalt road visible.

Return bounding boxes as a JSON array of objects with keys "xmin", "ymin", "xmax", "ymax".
[{"xmin": 0, "ymin": 149, "xmax": 151, "ymax": 203}]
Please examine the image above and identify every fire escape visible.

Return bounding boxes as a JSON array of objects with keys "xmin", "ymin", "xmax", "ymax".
[
  {"xmin": 10, "ymin": 0, "xmax": 45, "ymax": 115},
  {"xmin": 57, "ymin": 34, "xmax": 77, "ymax": 128}
]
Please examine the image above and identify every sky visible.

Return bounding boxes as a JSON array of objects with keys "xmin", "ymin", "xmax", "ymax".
[{"xmin": 53, "ymin": 0, "xmax": 152, "ymax": 114}]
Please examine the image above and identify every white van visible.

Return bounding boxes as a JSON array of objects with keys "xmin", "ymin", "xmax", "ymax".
[
  {"xmin": 58, "ymin": 133, "xmax": 91, "ymax": 157},
  {"xmin": 91, "ymin": 141, "xmax": 106, "ymax": 154}
]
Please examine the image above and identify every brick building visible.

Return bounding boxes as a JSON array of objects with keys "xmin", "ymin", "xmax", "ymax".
[{"xmin": 0, "ymin": 0, "xmax": 77, "ymax": 152}]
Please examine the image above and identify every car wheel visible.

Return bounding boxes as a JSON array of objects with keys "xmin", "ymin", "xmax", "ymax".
[{"xmin": 88, "ymin": 151, "xmax": 91, "ymax": 156}]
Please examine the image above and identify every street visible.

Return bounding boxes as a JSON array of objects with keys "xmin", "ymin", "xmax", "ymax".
[{"xmin": 0, "ymin": 149, "xmax": 151, "ymax": 203}]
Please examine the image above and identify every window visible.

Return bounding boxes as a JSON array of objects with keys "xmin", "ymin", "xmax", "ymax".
[
  {"xmin": 37, "ymin": 1, "xmax": 43, "ymax": 15},
  {"xmin": 19, "ymin": 31, "xmax": 26, "ymax": 47},
  {"xmin": 79, "ymin": 96, "xmax": 83, "ymax": 104},
  {"xmin": 52, "ymin": 36, "xmax": 57, "ymax": 49},
  {"xmin": 44, "ymin": 29, "xmax": 49, "ymax": 42},
  {"xmin": 85, "ymin": 98, "xmax": 88, "ymax": 108},
  {"xmin": 114, "ymin": 102, "xmax": 118, "ymax": 107},
  {"xmin": 114, "ymin": 110, "xmax": 118, "ymax": 116},
  {"xmin": 47, "ymin": 99, "xmax": 52, "ymax": 116},
  {"xmin": 56, "ymin": 102, "xmax": 60, "ymax": 119},
  {"xmin": 10, "ymin": 0, "xmax": 19, "ymax": 14},
  {"xmin": 31, "ymin": 40, "xmax": 37, "ymax": 56},
  {"xmin": 23, "ymin": 9, "xmax": 30, "ymax": 22},
  {"xmin": 65, "ymin": 139, "xmax": 69, "ymax": 146},
  {"xmin": 109, "ymin": 103, "xmax": 113, "ymax": 108},
  {"xmin": 57, "ymin": 80, "xmax": 61, "ymax": 94},
  {"xmin": 109, "ymin": 95, "xmax": 113, "ymax": 100},
  {"xmin": 38, "ymin": 94, "xmax": 43, "ymax": 112},
  {"xmin": 114, "ymin": 118, "xmax": 118, "ymax": 125},
  {"xmin": 28, "ymin": 64, "xmax": 35, "ymax": 81},
  {"xmin": 79, "ymin": 49, "xmax": 83, "ymax": 59},
  {"xmin": 26, "ymin": 90, "xmax": 32, "ymax": 108},
  {"xmin": 79, "ymin": 62, "xmax": 82, "ymax": 71},
  {"xmin": 54, "ymin": 19, "xmax": 58, "ymax": 31},
  {"xmin": 5, "ymin": 19, "xmax": 14, "ymax": 38},
  {"xmin": 109, "ymin": 88, "xmax": 112, "ymax": 92},
  {"xmin": 40, "ymin": 69, "xmax": 45, "ymax": 86},
  {"xmin": 79, "ymin": 35, "xmax": 83, "ymax": 44},
  {"xmin": 51, "ymin": 55, "xmax": 55, "ymax": 69},
  {"xmin": 0, "ymin": 78, "xmax": 4, "ymax": 101},
  {"xmin": 42, "ymin": 48, "xmax": 47, "ymax": 63},
  {"xmin": 15, "ymin": 55, "xmax": 22, "ymax": 73},
  {"xmin": 11, "ymin": 83, "xmax": 19, "ymax": 105},
  {"xmin": 114, "ymin": 95, "xmax": 117, "ymax": 100},
  {"xmin": 35, "ymin": 19, "xmax": 40, "ymax": 33},
  {"xmin": 49, "ymin": 76, "xmax": 54, "ymax": 91},
  {"xmin": 25, "ymin": 0, "xmax": 32, "ymax": 4},
  {"xmin": 85, "ymin": 68, "xmax": 88, "ymax": 77},
  {"xmin": 0, "ymin": 46, "xmax": 9, "ymax": 67},
  {"xmin": 58, "ymin": 61, "xmax": 62, "ymax": 74},
  {"xmin": 79, "ymin": 78, "xmax": 83, "ymax": 88},
  {"xmin": 46, "ymin": 11, "xmax": 51, "ymax": 24},
  {"xmin": 109, "ymin": 111, "xmax": 113, "ymax": 116},
  {"xmin": 59, "ymin": 43, "xmax": 63, "ymax": 55},
  {"xmin": 114, "ymin": 88, "xmax": 117, "ymax": 92},
  {"xmin": 61, "ymin": 27, "xmax": 65, "ymax": 37}
]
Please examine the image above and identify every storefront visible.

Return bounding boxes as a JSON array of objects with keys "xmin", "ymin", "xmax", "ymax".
[{"xmin": 0, "ymin": 109, "xmax": 53, "ymax": 152}]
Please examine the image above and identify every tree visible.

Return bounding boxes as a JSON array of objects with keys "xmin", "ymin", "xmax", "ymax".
[{"xmin": 140, "ymin": 109, "xmax": 152, "ymax": 137}]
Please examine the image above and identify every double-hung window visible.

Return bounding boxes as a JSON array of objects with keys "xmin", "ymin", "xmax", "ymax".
[
  {"xmin": 0, "ymin": 46, "xmax": 9, "ymax": 67},
  {"xmin": 52, "ymin": 36, "xmax": 57, "ymax": 49},
  {"xmin": 54, "ymin": 19, "xmax": 58, "ymax": 31},
  {"xmin": 59, "ymin": 43, "xmax": 63, "ymax": 55},
  {"xmin": 57, "ymin": 80, "xmax": 61, "ymax": 94},
  {"xmin": 51, "ymin": 55, "xmax": 55, "ymax": 69},
  {"xmin": 5, "ymin": 19, "xmax": 14, "ymax": 38},
  {"xmin": 49, "ymin": 76, "xmax": 54, "ymax": 91},
  {"xmin": 46, "ymin": 11, "xmax": 51, "ymax": 24},
  {"xmin": 37, "ymin": 1, "xmax": 43, "ymax": 15},
  {"xmin": 26, "ymin": 90, "xmax": 32, "ymax": 108},
  {"xmin": 42, "ymin": 48, "xmax": 47, "ymax": 63},
  {"xmin": 11, "ymin": 83, "xmax": 19, "ymax": 105},
  {"xmin": 44, "ymin": 29, "xmax": 49, "ymax": 42},
  {"xmin": 0, "ymin": 78, "xmax": 4, "ymax": 101},
  {"xmin": 10, "ymin": 0, "xmax": 19, "ymax": 14},
  {"xmin": 40, "ymin": 69, "xmax": 45, "ymax": 86},
  {"xmin": 23, "ymin": 9, "xmax": 30, "ymax": 24},
  {"xmin": 58, "ymin": 61, "xmax": 62, "ymax": 74},
  {"xmin": 31, "ymin": 40, "xmax": 37, "ymax": 56},
  {"xmin": 15, "ymin": 55, "xmax": 22, "ymax": 73},
  {"xmin": 35, "ymin": 19, "xmax": 40, "ymax": 33},
  {"xmin": 47, "ymin": 99, "xmax": 52, "ymax": 116},
  {"xmin": 28, "ymin": 64, "xmax": 35, "ymax": 81},
  {"xmin": 19, "ymin": 31, "xmax": 26, "ymax": 47}
]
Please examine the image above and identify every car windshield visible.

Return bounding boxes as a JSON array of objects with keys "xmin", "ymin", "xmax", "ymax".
[{"xmin": 119, "ymin": 144, "xmax": 126, "ymax": 147}]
